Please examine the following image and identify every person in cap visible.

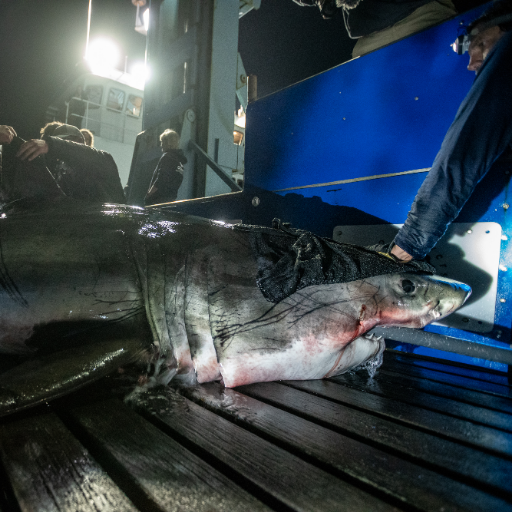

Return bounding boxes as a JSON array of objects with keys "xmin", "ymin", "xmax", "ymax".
[
  {"xmin": 381, "ymin": 0, "xmax": 512, "ymax": 263},
  {"xmin": 17, "ymin": 123, "xmax": 125, "ymax": 204}
]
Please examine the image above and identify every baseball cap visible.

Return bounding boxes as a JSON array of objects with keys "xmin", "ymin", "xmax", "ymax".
[{"xmin": 53, "ymin": 124, "xmax": 85, "ymax": 143}]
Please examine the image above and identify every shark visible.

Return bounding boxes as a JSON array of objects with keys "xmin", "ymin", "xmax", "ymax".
[{"xmin": 0, "ymin": 201, "xmax": 471, "ymax": 416}]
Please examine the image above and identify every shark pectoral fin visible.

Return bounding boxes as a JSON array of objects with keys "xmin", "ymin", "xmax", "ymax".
[
  {"xmin": 0, "ymin": 337, "xmax": 149, "ymax": 417},
  {"xmin": 325, "ymin": 334, "xmax": 386, "ymax": 379}
]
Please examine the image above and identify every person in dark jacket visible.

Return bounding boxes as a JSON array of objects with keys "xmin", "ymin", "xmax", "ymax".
[
  {"xmin": 145, "ymin": 129, "xmax": 187, "ymax": 206},
  {"xmin": 389, "ymin": 1, "xmax": 512, "ymax": 262},
  {"xmin": 16, "ymin": 123, "xmax": 125, "ymax": 204}
]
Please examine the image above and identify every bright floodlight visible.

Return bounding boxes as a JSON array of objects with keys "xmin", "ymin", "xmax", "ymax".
[{"xmin": 86, "ymin": 38, "xmax": 120, "ymax": 73}]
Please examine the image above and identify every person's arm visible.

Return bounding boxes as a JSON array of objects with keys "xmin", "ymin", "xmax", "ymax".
[
  {"xmin": 145, "ymin": 154, "xmax": 167, "ymax": 201},
  {"xmin": 16, "ymin": 139, "xmax": 48, "ymax": 161},
  {"xmin": 0, "ymin": 126, "xmax": 16, "ymax": 145},
  {"xmin": 394, "ymin": 31, "xmax": 512, "ymax": 260}
]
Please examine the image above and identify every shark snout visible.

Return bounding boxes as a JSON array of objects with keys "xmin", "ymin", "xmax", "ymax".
[{"xmin": 428, "ymin": 276, "xmax": 472, "ymax": 321}]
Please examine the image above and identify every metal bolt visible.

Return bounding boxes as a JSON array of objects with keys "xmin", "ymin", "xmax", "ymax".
[
  {"xmin": 500, "ymin": 298, "xmax": 506, "ymax": 303},
  {"xmin": 252, "ymin": 197, "xmax": 260, "ymax": 207},
  {"xmin": 503, "ymin": 203, "xmax": 510, "ymax": 210},
  {"xmin": 467, "ymin": 229, "xmax": 472, "ymax": 234},
  {"xmin": 240, "ymin": 75, "xmax": 247, "ymax": 83},
  {"xmin": 499, "ymin": 265, "xmax": 508, "ymax": 272},
  {"xmin": 502, "ymin": 235, "xmax": 508, "ymax": 241}
]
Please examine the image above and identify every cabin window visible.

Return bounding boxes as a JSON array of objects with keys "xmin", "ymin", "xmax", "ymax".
[
  {"xmin": 233, "ymin": 130, "xmax": 244, "ymax": 145},
  {"xmin": 107, "ymin": 88, "xmax": 125, "ymax": 111},
  {"xmin": 126, "ymin": 95, "xmax": 143, "ymax": 117},
  {"xmin": 84, "ymin": 85, "xmax": 103, "ymax": 108}
]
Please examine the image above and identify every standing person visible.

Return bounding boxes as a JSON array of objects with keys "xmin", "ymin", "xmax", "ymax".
[
  {"xmin": 145, "ymin": 129, "xmax": 187, "ymax": 206},
  {"xmin": 16, "ymin": 124, "xmax": 126, "ymax": 204},
  {"xmin": 386, "ymin": 1, "xmax": 512, "ymax": 262}
]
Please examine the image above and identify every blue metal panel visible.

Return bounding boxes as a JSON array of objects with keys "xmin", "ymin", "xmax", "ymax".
[{"xmin": 244, "ymin": 15, "xmax": 481, "ymax": 193}]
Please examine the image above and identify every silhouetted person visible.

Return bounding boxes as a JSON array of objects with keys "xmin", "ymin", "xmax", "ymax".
[
  {"xmin": 145, "ymin": 129, "xmax": 187, "ymax": 206},
  {"xmin": 17, "ymin": 124, "xmax": 125, "ymax": 204}
]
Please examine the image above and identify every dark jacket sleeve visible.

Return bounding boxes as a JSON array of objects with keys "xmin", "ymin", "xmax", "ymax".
[
  {"xmin": 153, "ymin": 153, "xmax": 183, "ymax": 188},
  {"xmin": 394, "ymin": 31, "xmax": 512, "ymax": 260},
  {"xmin": 46, "ymin": 137, "xmax": 126, "ymax": 204},
  {"xmin": 146, "ymin": 151, "xmax": 185, "ymax": 204}
]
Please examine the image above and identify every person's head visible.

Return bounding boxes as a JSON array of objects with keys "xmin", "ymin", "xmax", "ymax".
[
  {"xmin": 52, "ymin": 124, "xmax": 85, "ymax": 144},
  {"xmin": 159, "ymin": 129, "xmax": 180, "ymax": 152},
  {"xmin": 465, "ymin": 1, "xmax": 512, "ymax": 73},
  {"xmin": 80, "ymin": 128, "xmax": 94, "ymax": 147},
  {"xmin": 40, "ymin": 121, "xmax": 63, "ymax": 138}
]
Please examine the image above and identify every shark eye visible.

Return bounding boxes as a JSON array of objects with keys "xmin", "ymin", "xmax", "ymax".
[{"xmin": 401, "ymin": 279, "xmax": 415, "ymax": 294}]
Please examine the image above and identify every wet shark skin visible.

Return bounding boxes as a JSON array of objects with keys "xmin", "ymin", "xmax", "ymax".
[{"xmin": 0, "ymin": 201, "xmax": 471, "ymax": 414}]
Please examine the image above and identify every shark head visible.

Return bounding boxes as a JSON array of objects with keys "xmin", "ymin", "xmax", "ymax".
[{"xmin": 368, "ymin": 273, "xmax": 472, "ymax": 329}]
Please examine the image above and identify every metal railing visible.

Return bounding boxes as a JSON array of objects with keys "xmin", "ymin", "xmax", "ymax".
[{"xmin": 63, "ymin": 96, "xmax": 142, "ymax": 145}]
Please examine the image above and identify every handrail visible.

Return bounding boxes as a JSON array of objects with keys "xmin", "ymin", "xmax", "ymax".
[
  {"xmin": 369, "ymin": 326, "xmax": 512, "ymax": 366},
  {"xmin": 64, "ymin": 96, "xmax": 141, "ymax": 144},
  {"xmin": 188, "ymin": 140, "xmax": 242, "ymax": 192}
]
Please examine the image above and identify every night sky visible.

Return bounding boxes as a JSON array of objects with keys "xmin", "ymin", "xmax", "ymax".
[{"xmin": 0, "ymin": 0, "xmax": 353, "ymax": 139}]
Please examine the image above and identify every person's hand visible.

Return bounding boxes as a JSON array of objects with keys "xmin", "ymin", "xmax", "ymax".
[
  {"xmin": 391, "ymin": 244, "xmax": 413, "ymax": 263},
  {"xmin": 0, "ymin": 125, "xmax": 16, "ymax": 145},
  {"xmin": 16, "ymin": 139, "xmax": 49, "ymax": 161}
]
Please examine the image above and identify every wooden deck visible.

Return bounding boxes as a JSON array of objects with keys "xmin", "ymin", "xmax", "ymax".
[{"xmin": 0, "ymin": 350, "xmax": 511, "ymax": 511}]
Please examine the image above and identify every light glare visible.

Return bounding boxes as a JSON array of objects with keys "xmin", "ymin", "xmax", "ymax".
[
  {"xmin": 86, "ymin": 38, "xmax": 120, "ymax": 73},
  {"xmin": 143, "ymin": 8, "xmax": 150, "ymax": 32}
]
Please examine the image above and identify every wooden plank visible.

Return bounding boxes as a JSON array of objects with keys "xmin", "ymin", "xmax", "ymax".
[
  {"xmin": 385, "ymin": 351, "xmax": 512, "ymax": 388},
  {"xmin": 0, "ymin": 413, "xmax": 136, "ymax": 512},
  {"xmin": 134, "ymin": 387, "xmax": 399, "ymax": 512},
  {"xmin": 377, "ymin": 367, "xmax": 512, "ymax": 413},
  {"xmin": 380, "ymin": 358, "xmax": 512, "ymax": 400},
  {"xmin": 182, "ymin": 382, "xmax": 512, "ymax": 512},
  {"xmin": 238, "ymin": 381, "xmax": 512, "ymax": 492},
  {"xmin": 67, "ymin": 399, "xmax": 270, "ymax": 512},
  {"xmin": 332, "ymin": 370, "xmax": 512, "ymax": 432}
]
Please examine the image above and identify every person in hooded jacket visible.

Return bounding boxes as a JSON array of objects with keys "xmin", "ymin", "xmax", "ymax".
[
  {"xmin": 16, "ymin": 123, "xmax": 125, "ymax": 204},
  {"xmin": 145, "ymin": 129, "xmax": 187, "ymax": 206},
  {"xmin": 389, "ymin": 1, "xmax": 512, "ymax": 262}
]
